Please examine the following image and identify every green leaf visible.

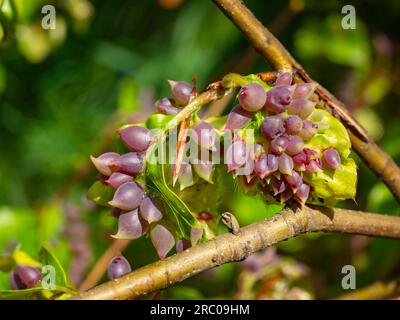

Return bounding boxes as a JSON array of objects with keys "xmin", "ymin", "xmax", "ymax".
[
  {"xmin": 222, "ymin": 73, "xmax": 271, "ymax": 90},
  {"xmin": 145, "ymin": 143, "xmax": 200, "ymax": 239},
  {"xmin": 87, "ymin": 181, "xmax": 114, "ymax": 206},
  {"xmin": 306, "ymin": 158, "xmax": 357, "ymax": 205},
  {"xmin": 146, "ymin": 113, "xmax": 174, "ymax": 130},
  {"xmin": 38, "ymin": 246, "xmax": 69, "ymax": 288},
  {"xmin": 0, "ymin": 285, "xmax": 76, "ymax": 300},
  {"xmin": 305, "ymin": 110, "xmax": 357, "ymax": 205},
  {"xmin": 307, "ymin": 110, "xmax": 351, "ymax": 158},
  {"xmin": 0, "ymin": 287, "xmax": 43, "ymax": 300}
]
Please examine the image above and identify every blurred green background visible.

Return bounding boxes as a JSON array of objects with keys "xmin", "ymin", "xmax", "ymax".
[{"xmin": 0, "ymin": 0, "xmax": 399, "ymax": 299}]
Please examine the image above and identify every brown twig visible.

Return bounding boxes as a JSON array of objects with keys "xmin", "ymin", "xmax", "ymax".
[
  {"xmin": 70, "ymin": 205, "xmax": 400, "ymax": 300},
  {"xmin": 212, "ymin": 0, "xmax": 400, "ymax": 202}
]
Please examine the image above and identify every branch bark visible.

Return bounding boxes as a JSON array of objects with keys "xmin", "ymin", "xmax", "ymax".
[
  {"xmin": 212, "ymin": 0, "xmax": 400, "ymax": 202},
  {"xmin": 70, "ymin": 206, "xmax": 400, "ymax": 300}
]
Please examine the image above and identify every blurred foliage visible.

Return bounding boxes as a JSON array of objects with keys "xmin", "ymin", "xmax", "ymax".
[{"xmin": 0, "ymin": 0, "xmax": 399, "ymax": 299}]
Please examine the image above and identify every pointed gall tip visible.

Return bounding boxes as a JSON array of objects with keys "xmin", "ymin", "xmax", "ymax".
[
  {"xmin": 167, "ymin": 79, "xmax": 177, "ymax": 88},
  {"xmin": 172, "ymin": 174, "xmax": 179, "ymax": 186}
]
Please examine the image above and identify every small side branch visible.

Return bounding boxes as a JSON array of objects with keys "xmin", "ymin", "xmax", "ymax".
[{"xmin": 70, "ymin": 206, "xmax": 400, "ymax": 300}]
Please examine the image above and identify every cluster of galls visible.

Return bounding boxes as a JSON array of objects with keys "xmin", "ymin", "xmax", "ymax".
[
  {"xmin": 91, "ymin": 129, "xmax": 176, "ymax": 259},
  {"xmin": 90, "ymin": 80, "xmax": 198, "ymax": 260},
  {"xmin": 90, "ymin": 74, "xmax": 343, "ymax": 260},
  {"xmin": 224, "ymin": 72, "xmax": 342, "ymax": 205}
]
